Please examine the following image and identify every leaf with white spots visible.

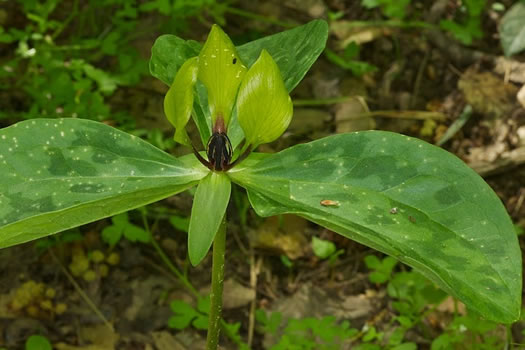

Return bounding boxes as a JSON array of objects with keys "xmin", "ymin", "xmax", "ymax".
[
  {"xmin": 0, "ymin": 118, "xmax": 208, "ymax": 248},
  {"xmin": 229, "ymin": 131, "xmax": 522, "ymax": 323},
  {"xmin": 237, "ymin": 19, "xmax": 328, "ymax": 92}
]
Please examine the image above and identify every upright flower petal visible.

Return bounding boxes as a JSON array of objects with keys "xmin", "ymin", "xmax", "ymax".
[
  {"xmin": 164, "ymin": 57, "xmax": 198, "ymax": 146},
  {"xmin": 237, "ymin": 50, "xmax": 293, "ymax": 148},
  {"xmin": 198, "ymin": 25, "xmax": 246, "ymax": 129}
]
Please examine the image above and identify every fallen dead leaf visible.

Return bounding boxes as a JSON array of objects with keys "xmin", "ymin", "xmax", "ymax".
[
  {"xmin": 459, "ymin": 69, "xmax": 518, "ymax": 118},
  {"xmin": 222, "ymin": 279, "xmax": 256, "ymax": 310},
  {"xmin": 494, "ymin": 56, "xmax": 525, "ymax": 84},
  {"xmin": 250, "ymin": 215, "xmax": 309, "ymax": 260},
  {"xmin": 151, "ymin": 331, "xmax": 186, "ymax": 350},
  {"xmin": 517, "ymin": 85, "xmax": 525, "ymax": 109},
  {"xmin": 55, "ymin": 323, "xmax": 119, "ymax": 350}
]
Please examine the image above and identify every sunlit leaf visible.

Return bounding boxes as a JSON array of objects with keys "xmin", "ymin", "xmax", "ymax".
[
  {"xmin": 198, "ymin": 24, "xmax": 246, "ymax": 127},
  {"xmin": 237, "ymin": 50, "xmax": 293, "ymax": 148},
  {"xmin": 164, "ymin": 57, "xmax": 198, "ymax": 146},
  {"xmin": 0, "ymin": 119, "xmax": 207, "ymax": 248},
  {"xmin": 230, "ymin": 132, "xmax": 522, "ymax": 323}
]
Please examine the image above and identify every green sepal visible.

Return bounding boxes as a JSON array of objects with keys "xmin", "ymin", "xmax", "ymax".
[
  {"xmin": 164, "ymin": 57, "xmax": 198, "ymax": 146},
  {"xmin": 237, "ymin": 49, "xmax": 293, "ymax": 148},
  {"xmin": 198, "ymin": 24, "xmax": 246, "ymax": 127},
  {"xmin": 188, "ymin": 172, "xmax": 231, "ymax": 266}
]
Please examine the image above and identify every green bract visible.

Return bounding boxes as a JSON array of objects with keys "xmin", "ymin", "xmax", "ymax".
[
  {"xmin": 188, "ymin": 172, "xmax": 231, "ymax": 266},
  {"xmin": 237, "ymin": 50, "xmax": 293, "ymax": 148},
  {"xmin": 198, "ymin": 24, "xmax": 246, "ymax": 127},
  {"xmin": 164, "ymin": 57, "xmax": 198, "ymax": 146}
]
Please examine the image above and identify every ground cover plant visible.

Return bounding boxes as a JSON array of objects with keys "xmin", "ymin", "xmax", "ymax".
[{"xmin": 0, "ymin": 14, "xmax": 523, "ymax": 349}]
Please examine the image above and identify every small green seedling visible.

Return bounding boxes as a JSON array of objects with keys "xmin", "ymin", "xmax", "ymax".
[
  {"xmin": 256, "ymin": 310, "xmax": 358, "ymax": 349},
  {"xmin": 25, "ymin": 335, "xmax": 52, "ymax": 350},
  {"xmin": 440, "ymin": 0, "xmax": 486, "ymax": 45},
  {"xmin": 101, "ymin": 212, "xmax": 149, "ymax": 246},
  {"xmin": 311, "ymin": 236, "xmax": 344, "ymax": 266},
  {"xmin": 169, "ymin": 298, "xmax": 210, "ymax": 331},
  {"xmin": 0, "ymin": 19, "xmax": 522, "ymax": 349},
  {"xmin": 364, "ymin": 254, "xmax": 398, "ymax": 284}
]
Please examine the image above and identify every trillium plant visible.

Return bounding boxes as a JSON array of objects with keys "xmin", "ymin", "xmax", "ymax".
[{"xmin": 0, "ymin": 20, "xmax": 522, "ymax": 348}]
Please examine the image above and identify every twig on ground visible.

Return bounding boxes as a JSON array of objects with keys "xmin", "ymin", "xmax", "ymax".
[{"xmin": 49, "ymin": 249, "xmax": 113, "ymax": 331}]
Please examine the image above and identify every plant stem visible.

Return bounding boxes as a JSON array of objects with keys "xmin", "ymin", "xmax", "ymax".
[{"xmin": 206, "ymin": 216, "xmax": 227, "ymax": 350}]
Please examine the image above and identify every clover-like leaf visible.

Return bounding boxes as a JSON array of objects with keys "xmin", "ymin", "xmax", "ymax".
[
  {"xmin": 0, "ymin": 118, "xmax": 207, "ymax": 248},
  {"xmin": 198, "ymin": 24, "xmax": 246, "ymax": 127},
  {"xmin": 164, "ymin": 57, "xmax": 198, "ymax": 146},
  {"xmin": 237, "ymin": 50, "xmax": 293, "ymax": 148},
  {"xmin": 230, "ymin": 132, "xmax": 522, "ymax": 323},
  {"xmin": 188, "ymin": 172, "xmax": 231, "ymax": 266}
]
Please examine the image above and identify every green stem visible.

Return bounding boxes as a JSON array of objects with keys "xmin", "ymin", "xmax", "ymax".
[{"xmin": 206, "ymin": 216, "xmax": 227, "ymax": 350}]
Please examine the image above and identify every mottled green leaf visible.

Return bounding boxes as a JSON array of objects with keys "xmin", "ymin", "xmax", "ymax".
[
  {"xmin": 230, "ymin": 132, "xmax": 522, "ymax": 323},
  {"xmin": 149, "ymin": 34, "xmax": 201, "ymax": 86},
  {"xmin": 188, "ymin": 172, "xmax": 231, "ymax": 266},
  {"xmin": 500, "ymin": 2, "xmax": 525, "ymax": 56},
  {"xmin": 164, "ymin": 57, "xmax": 198, "ymax": 146},
  {"xmin": 237, "ymin": 19, "xmax": 328, "ymax": 92},
  {"xmin": 237, "ymin": 50, "xmax": 293, "ymax": 148},
  {"xmin": 198, "ymin": 24, "xmax": 246, "ymax": 127},
  {"xmin": 0, "ymin": 119, "xmax": 207, "ymax": 249}
]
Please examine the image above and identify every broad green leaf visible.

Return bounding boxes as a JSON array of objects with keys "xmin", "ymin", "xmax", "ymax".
[
  {"xmin": 0, "ymin": 118, "xmax": 208, "ymax": 249},
  {"xmin": 188, "ymin": 172, "xmax": 231, "ymax": 266},
  {"xmin": 149, "ymin": 34, "xmax": 201, "ymax": 86},
  {"xmin": 500, "ymin": 2, "xmax": 525, "ymax": 56},
  {"xmin": 230, "ymin": 132, "xmax": 522, "ymax": 323},
  {"xmin": 237, "ymin": 19, "xmax": 328, "ymax": 92},
  {"xmin": 164, "ymin": 57, "xmax": 198, "ymax": 146},
  {"xmin": 198, "ymin": 24, "xmax": 247, "ymax": 127},
  {"xmin": 237, "ymin": 50, "xmax": 293, "ymax": 148}
]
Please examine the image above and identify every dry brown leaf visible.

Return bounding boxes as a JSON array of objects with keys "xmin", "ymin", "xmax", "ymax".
[
  {"xmin": 494, "ymin": 57, "xmax": 525, "ymax": 84},
  {"xmin": 250, "ymin": 215, "xmax": 308, "ymax": 259},
  {"xmin": 151, "ymin": 331, "xmax": 186, "ymax": 350},
  {"xmin": 56, "ymin": 324, "xmax": 119, "ymax": 350},
  {"xmin": 458, "ymin": 69, "xmax": 518, "ymax": 118}
]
